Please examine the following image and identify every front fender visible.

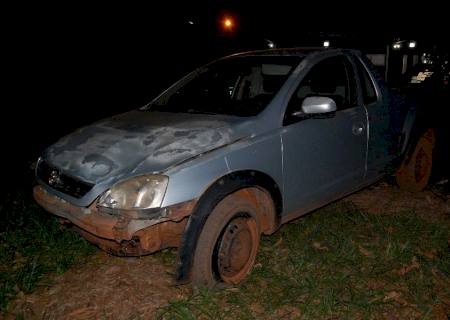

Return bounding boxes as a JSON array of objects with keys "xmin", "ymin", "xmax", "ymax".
[{"xmin": 175, "ymin": 171, "xmax": 282, "ymax": 284}]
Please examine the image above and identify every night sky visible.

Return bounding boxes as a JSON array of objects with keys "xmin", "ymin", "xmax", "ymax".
[{"xmin": 3, "ymin": 3, "xmax": 449, "ymax": 193}]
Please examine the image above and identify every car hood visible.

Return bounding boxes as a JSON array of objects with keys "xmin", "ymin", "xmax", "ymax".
[{"xmin": 43, "ymin": 110, "xmax": 249, "ymax": 184}]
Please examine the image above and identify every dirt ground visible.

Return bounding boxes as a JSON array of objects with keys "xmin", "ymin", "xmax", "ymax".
[
  {"xmin": 7, "ymin": 182, "xmax": 450, "ymax": 319},
  {"xmin": 7, "ymin": 253, "xmax": 191, "ymax": 320},
  {"xmin": 346, "ymin": 180, "xmax": 450, "ymax": 217}
]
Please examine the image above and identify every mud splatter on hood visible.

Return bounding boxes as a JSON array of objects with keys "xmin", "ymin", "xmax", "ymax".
[{"xmin": 44, "ymin": 110, "xmax": 248, "ymax": 184}]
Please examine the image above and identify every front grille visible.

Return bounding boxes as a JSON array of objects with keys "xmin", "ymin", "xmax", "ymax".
[{"xmin": 36, "ymin": 159, "xmax": 93, "ymax": 198}]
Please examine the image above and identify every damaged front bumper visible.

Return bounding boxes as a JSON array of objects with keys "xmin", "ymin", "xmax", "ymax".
[{"xmin": 33, "ymin": 185, "xmax": 196, "ymax": 256}]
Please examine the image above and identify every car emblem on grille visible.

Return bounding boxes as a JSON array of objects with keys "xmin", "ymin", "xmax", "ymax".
[{"xmin": 48, "ymin": 170, "xmax": 61, "ymax": 186}]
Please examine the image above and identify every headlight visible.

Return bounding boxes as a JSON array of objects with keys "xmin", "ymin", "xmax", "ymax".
[{"xmin": 98, "ymin": 175, "xmax": 168, "ymax": 210}]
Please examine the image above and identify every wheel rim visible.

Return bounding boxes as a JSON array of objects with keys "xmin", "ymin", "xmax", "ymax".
[
  {"xmin": 216, "ymin": 216, "xmax": 259, "ymax": 284},
  {"xmin": 414, "ymin": 147, "xmax": 429, "ymax": 182}
]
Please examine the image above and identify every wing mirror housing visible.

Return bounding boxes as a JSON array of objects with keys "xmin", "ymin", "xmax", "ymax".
[{"xmin": 291, "ymin": 96, "xmax": 337, "ymax": 119}]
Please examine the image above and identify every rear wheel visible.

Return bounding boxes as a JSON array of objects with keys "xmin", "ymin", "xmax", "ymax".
[
  {"xmin": 396, "ymin": 128, "xmax": 435, "ymax": 192},
  {"xmin": 192, "ymin": 191, "xmax": 261, "ymax": 288}
]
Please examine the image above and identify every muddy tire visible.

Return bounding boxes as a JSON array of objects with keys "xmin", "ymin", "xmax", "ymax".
[
  {"xmin": 191, "ymin": 191, "xmax": 261, "ymax": 289},
  {"xmin": 396, "ymin": 128, "xmax": 435, "ymax": 192}
]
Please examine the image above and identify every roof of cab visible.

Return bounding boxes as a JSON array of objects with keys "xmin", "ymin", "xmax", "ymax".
[{"xmin": 228, "ymin": 47, "xmax": 358, "ymax": 58}]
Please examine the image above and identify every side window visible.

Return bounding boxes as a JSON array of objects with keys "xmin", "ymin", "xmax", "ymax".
[
  {"xmin": 284, "ymin": 56, "xmax": 356, "ymax": 125},
  {"xmin": 354, "ymin": 57, "xmax": 378, "ymax": 105}
]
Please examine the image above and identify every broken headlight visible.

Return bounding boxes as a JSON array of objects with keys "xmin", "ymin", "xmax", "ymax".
[{"xmin": 97, "ymin": 175, "xmax": 168, "ymax": 210}]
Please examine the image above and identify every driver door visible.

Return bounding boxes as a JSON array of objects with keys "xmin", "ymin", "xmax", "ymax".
[{"xmin": 281, "ymin": 55, "xmax": 368, "ymax": 214}]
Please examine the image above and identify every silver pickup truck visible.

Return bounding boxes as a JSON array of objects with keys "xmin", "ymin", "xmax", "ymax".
[{"xmin": 33, "ymin": 48, "xmax": 434, "ymax": 288}]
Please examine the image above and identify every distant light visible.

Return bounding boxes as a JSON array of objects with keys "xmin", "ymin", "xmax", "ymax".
[
  {"xmin": 393, "ymin": 43, "xmax": 401, "ymax": 50},
  {"xmin": 408, "ymin": 41, "xmax": 416, "ymax": 48},
  {"xmin": 188, "ymin": 20, "xmax": 194, "ymax": 25},
  {"xmin": 323, "ymin": 41, "xmax": 330, "ymax": 47},
  {"xmin": 265, "ymin": 39, "xmax": 276, "ymax": 48},
  {"xmin": 224, "ymin": 18, "xmax": 233, "ymax": 29}
]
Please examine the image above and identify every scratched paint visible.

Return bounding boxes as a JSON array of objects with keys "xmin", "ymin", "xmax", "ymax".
[{"xmin": 44, "ymin": 110, "xmax": 247, "ymax": 184}]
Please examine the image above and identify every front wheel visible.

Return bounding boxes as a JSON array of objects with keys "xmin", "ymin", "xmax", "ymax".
[
  {"xmin": 395, "ymin": 128, "xmax": 435, "ymax": 192},
  {"xmin": 191, "ymin": 192, "xmax": 261, "ymax": 288}
]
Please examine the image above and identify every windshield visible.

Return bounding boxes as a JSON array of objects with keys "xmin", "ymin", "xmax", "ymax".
[{"xmin": 145, "ymin": 56, "xmax": 301, "ymax": 117}]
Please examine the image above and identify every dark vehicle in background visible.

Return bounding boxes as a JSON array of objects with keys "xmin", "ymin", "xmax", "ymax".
[
  {"xmin": 398, "ymin": 54, "xmax": 450, "ymax": 184},
  {"xmin": 33, "ymin": 48, "xmax": 434, "ymax": 288}
]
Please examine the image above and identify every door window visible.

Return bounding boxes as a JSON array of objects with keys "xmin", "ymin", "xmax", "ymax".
[
  {"xmin": 284, "ymin": 55, "xmax": 356, "ymax": 125},
  {"xmin": 354, "ymin": 58, "xmax": 378, "ymax": 105}
]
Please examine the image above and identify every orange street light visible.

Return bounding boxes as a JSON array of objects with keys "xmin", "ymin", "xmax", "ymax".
[{"xmin": 223, "ymin": 18, "xmax": 233, "ymax": 29}]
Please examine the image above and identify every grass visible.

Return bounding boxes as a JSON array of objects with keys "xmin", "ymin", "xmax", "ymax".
[
  {"xmin": 1, "ymin": 176, "xmax": 449, "ymax": 318},
  {"xmin": 157, "ymin": 202, "xmax": 450, "ymax": 319},
  {"xmin": 0, "ymin": 190, "xmax": 96, "ymax": 314}
]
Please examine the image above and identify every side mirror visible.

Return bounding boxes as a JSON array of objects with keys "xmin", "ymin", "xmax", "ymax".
[
  {"xmin": 287, "ymin": 96, "xmax": 337, "ymax": 124},
  {"xmin": 301, "ymin": 96, "xmax": 337, "ymax": 115}
]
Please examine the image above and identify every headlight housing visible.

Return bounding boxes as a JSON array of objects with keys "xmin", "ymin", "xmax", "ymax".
[{"xmin": 97, "ymin": 175, "xmax": 168, "ymax": 210}]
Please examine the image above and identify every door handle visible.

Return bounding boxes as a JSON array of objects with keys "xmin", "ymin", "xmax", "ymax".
[{"xmin": 352, "ymin": 123, "xmax": 364, "ymax": 135}]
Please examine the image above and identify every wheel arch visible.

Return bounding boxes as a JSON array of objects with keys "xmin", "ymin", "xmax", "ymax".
[
  {"xmin": 175, "ymin": 170, "xmax": 282, "ymax": 284},
  {"xmin": 401, "ymin": 97, "xmax": 436, "ymax": 159},
  {"xmin": 403, "ymin": 121, "xmax": 435, "ymax": 163}
]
